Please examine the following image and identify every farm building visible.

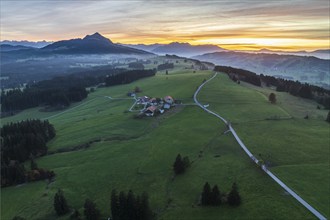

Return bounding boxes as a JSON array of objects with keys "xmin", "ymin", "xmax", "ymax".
[
  {"xmin": 164, "ymin": 96, "xmax": 174, "ymax": 104},
  {"xmin": 144, "ymin": 106, "xmax": 157, "ymax": 116}
]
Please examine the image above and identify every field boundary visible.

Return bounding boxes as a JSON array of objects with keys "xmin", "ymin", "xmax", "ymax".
[{"xmin": 194, "ymin": 72, "xmax": 327, "ymax": 220}]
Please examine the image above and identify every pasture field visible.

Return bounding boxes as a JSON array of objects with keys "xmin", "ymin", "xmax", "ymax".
[
  {"xmin": 198, "ymin": 73, "xmax": 329, "ymax": 217},
  {"xmin": 1, "ymin": 62, "xmax": 327, "ymax": 219}
]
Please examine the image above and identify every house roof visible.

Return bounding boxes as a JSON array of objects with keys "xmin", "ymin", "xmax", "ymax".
[
  {"xmin": 164, "ymin": 96, "xmax": 173, "ymax": 100},
  {"xmin": 146, "ymin": 105, "xmax": 157, "ymax": 112}
]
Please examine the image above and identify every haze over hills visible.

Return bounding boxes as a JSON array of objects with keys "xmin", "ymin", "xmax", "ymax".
[
  {"xmin": 125, "ymin": 42, "xmax": 227, "ymax": 57},
  {"xmin": 0, "ymin": 44, "xmax": 35, "ymax": 51},
  {"xmin": 239, "ymin": 48, "xmax": 330, "ymax": 60},
  {"xmin": 194, "ymin": 51, "xmax": 330, "ymax": 87}
]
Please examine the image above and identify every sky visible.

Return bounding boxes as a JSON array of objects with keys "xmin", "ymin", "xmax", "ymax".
[{"xmin": 1, "ymin": 0, "xmax": 329, "ymax": 51}]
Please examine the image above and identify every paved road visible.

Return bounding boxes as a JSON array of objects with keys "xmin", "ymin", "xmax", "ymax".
[{"xmin": 193, "ymin": 72, "xmax": 326, "ymax": 220}]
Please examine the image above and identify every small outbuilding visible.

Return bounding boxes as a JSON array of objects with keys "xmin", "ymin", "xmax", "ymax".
[
  {"xmin": 164, "ymin": 96, "xmax": 174, "ymax": 104},
  {"xmin": 145, "ymin": 106, "xmax": 157, "ymax": 117}
]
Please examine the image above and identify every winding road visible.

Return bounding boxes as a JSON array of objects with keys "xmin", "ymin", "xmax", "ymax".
[{"xmin": 194, "ymin": 72, "xmax": 326, "ymax": 220}]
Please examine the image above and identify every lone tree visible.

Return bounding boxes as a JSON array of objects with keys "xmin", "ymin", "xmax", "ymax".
[
  {"xmin": 326, "ymin": 111, "xmax": 330, "ymax": 123},
  {"xmin": 54, "ymin": 189, "xmax": 70, "ymax": 216},
  {"xmin": 269, "ymin": 93, "xmax": 276, "ymax": 104},
  {"xmin": 227, "ymin": 182, "xmax": 241, "ymax": 206},
  {"xmin": 173, "ymin": 154, "xmax": 185, "ymax": 174},
  {"xmin": 84, "ymin": 199, "xmax": 100, "ymax": 220}
]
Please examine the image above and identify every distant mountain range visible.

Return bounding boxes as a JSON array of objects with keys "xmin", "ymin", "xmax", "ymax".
[
  {"xmin": 1, "ymin": 33, "xmax": 152, "ymax": 55},
  {"xmin": 194, "ymin": 51, "xmax": 330, "ymax": 86},
  {"xmin": 0, "ymin": 40, "xmax": 52, "ymax": 48},
  {"xmin": 124, "ymin": 42, "xmax": 227, "ymax": 57}
]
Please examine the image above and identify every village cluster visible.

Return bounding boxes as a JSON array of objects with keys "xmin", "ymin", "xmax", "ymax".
[{"xmin": 127, "ymin": 92, "xmax": 178, "ymax": 117}]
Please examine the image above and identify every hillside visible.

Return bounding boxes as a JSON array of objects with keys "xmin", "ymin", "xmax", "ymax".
[
  {"xmin": 1, "ymin": 57, "xmax": 329, "ymax": 220},
  {"xmin": 194, "ymin": 51, "xmax": 330, "ymax": 87}
]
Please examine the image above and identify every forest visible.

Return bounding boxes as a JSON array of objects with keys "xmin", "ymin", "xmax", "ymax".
[{"xmin": 1, "ymin": 119, "xmax": 56, "ymax": 187}]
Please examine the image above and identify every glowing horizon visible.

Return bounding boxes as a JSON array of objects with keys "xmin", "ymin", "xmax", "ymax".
[{"xmin": 1, "ymin": 1, "xmax": 329, "ymax": 52}]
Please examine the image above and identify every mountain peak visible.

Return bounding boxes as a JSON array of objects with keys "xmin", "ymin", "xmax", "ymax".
[{"xmin": 83, "ymin": 32, "xmax": 112, "ymax": 44}]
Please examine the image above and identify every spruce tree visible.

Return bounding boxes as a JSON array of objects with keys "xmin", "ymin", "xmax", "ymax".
[
  {"xmin": 173, "ymin": 154, "xmax": 185, "ymax": 174},
  {"xmin": 127, "ymin": 190, "xmax": 136, "ymax": 220},
  {"xmin": 141, "ymin": 192, "xmax": 152, "ymax": 220},
  {"xmin": 84, "ymin": 199, "xmax": 100, "ymax": 220},
  {"xmin": 118, "ymin": 191, "xmax": 128, "ymax": 220},
  {"xmin": 111, "ymin": 190, "xmax": 119, "ymax": 220},
  {"xmin": 227, "ymin": 182, "xmax": 241, "ymax": 206},
  {"xmin": 54, "ymin": 189, "xmax": 70, "ymax": 216},
  {"xmin": 211, "ymin": 185, "xmax": 221, "ymax": 206},
  {"xmin": 201, "ymin": 182, "xmax": 211, "ymax": 205}
]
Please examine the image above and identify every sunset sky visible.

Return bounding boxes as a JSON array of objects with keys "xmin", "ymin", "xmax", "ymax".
[{"xmin": 1, "ymin": 0, "xmax": 329, "ymax": 51}]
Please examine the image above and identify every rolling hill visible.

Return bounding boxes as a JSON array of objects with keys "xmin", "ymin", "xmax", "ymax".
[
  {"xmin": 194, "ymin": 51, "xmax": 330, "ymax": 87},
  {"xmin": 1, "ymin": 57, "xmax": 329, "ymax": 219}
]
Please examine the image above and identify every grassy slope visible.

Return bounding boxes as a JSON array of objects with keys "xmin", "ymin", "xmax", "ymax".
[
  {"xmin": 1, "ymin": 63, "xmax": 325, "ymax": 219},
  {"xmin": 198, "ymin": 73, "xmax": 329, "ymax": 217}
]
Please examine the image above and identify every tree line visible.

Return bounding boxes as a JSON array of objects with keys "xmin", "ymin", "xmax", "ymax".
[
  {"xmin": 105, "ymin": 69, "xmax": 156, "ymax": 86},
  {"xmin": 48, "ymin": 188, "xmax": 153, "ymax": 220},
  {"xmin": 1, "ymin": 81, "xmax": 88, "ymax": 113},
  {"xmin": 201, "ymin": 182, "xmax": 241, "ymax": 207},
  {"xmin": 1, "ymin": 119, "xmax": 56, "ymax": 187},
  {"xmin": 214, "ymin": 65, "xmax": 330, "ymax": 109}
]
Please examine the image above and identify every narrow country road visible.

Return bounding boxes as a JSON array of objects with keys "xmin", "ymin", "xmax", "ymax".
[{"xmin": 193, "ymin": 72, "xmax": 326, "ymax": 220}]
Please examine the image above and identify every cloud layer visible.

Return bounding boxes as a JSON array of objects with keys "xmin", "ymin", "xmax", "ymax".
[{"xmin": 1, "ymin": 0, "xmax": 329, "ymax": 51}]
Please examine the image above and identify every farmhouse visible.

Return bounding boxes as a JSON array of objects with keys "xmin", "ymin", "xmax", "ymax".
[
  {"xmin": 144, "ymin": 106, "xmax": 157, "ymax": 117},
  {"xmin": 137, "ymin": 96, "xmax": 150, "ymax": 104}
]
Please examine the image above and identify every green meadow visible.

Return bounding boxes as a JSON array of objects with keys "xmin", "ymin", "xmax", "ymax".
[{"xmin": 1, "ymin": 61, "xmax": 328, "ymax": 219}]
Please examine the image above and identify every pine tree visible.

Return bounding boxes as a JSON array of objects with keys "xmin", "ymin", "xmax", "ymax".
[
  {"xmin": 84, "ymin": 199, "xmax": 100, "ymax": 220},
  {"xmin": 173, "ymin": 154, "xmax": 185, "ymax": 174},
  {"xmin": 140, "ymin": 192, "xmax": 152, "ymax": 220},
  {"xmin": 227, "ymin": 182, "xmax": 241, "ymax": 206},
  {"xmin": 111, "ymin": 190, "xmax": 119, "ymax": 220},
  {"xmin": 118, "ymin": 191, "xmax": 128, "ymax": 220},
  {"xmin": 127, "ymin": 190, "xmax": 136, "ymax": 220},
  {"xmin": 201, "ymin": 182, "xmax": 211, "ymax": 205},
  {"xmin": 54, "ymin": 189, "xmax": 70, "ymax": 216},
  {"xmin": 211, "ymin": 185, "xmax": 221, "ymax": 206}
]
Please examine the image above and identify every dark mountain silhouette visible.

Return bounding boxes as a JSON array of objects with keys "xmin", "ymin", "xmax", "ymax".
[{"xmin": 41, "ymin": 32, "xmax": 152, "ymax": 54}]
